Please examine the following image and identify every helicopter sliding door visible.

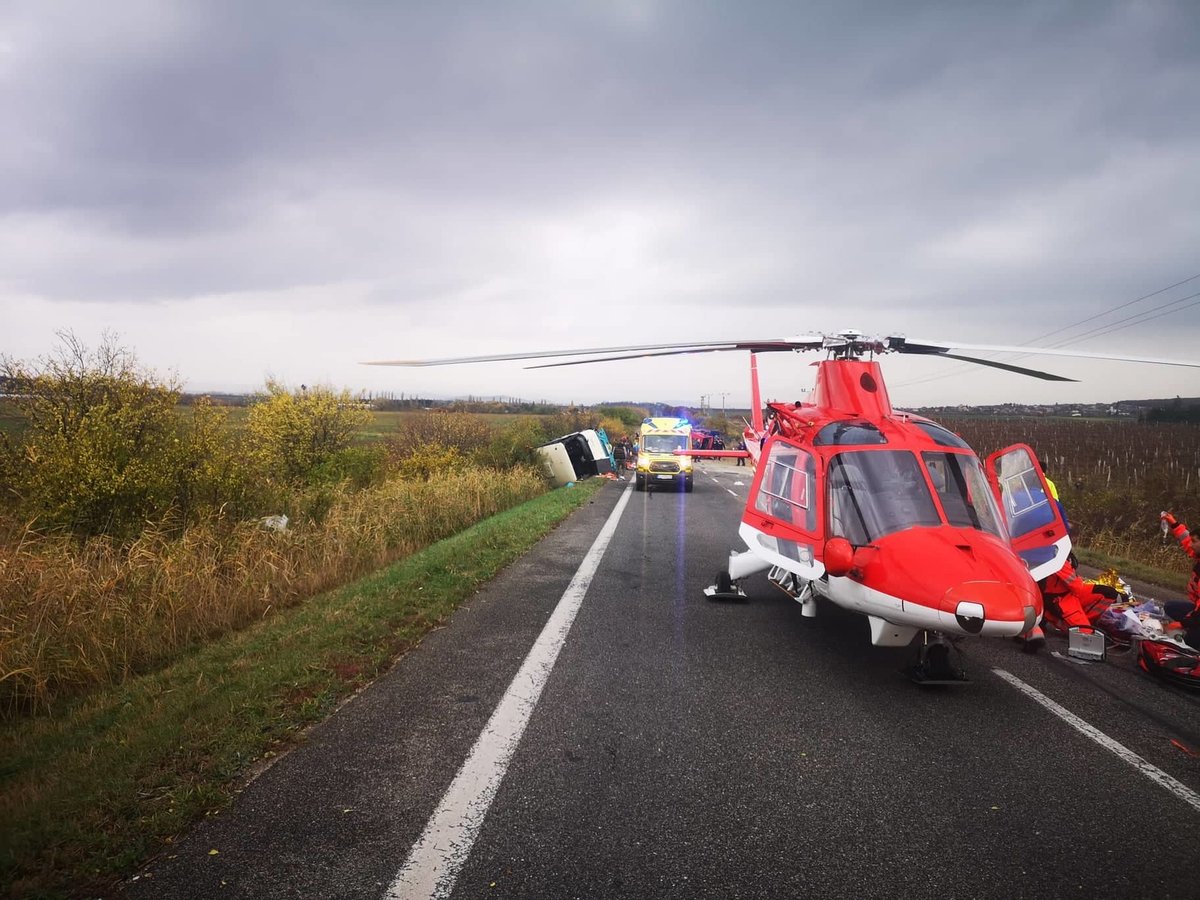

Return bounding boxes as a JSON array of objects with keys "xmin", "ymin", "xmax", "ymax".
[
  {"xmin": 739, "ymin": 437, "xmax": 825, "ymax": 579},
  {"xmin": 984, "ymin": 444, "xmax": 1070, "ymax": 580}
]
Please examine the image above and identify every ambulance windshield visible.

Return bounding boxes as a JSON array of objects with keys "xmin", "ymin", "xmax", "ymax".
[{"xmin": 644, "ymin": 434, "xmax": 688, "ymax": 453}]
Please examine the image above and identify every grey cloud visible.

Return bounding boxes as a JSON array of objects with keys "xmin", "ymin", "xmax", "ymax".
[{"xmin": 1, "ymin": 0, "xmax": 1197, "ymax": 399}]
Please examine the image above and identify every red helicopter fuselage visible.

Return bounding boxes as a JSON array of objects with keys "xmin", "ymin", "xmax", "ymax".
[{"xmin": 737, "ymin": 358, "xmax": 1048, "ymax": 644}]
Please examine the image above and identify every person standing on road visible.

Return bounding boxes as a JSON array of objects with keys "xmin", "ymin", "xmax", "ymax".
[
  {"xmin": 736, "ymin": 438, "xmax": 747, "ymax": 466},
  {"xmin": 613, "ymin": 439, "xmax": 627, "ymax": 472}
]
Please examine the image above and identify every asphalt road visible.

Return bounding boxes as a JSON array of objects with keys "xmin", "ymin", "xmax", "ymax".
[{"xmin": 129, "ymin": 461, "xmax": 1200, "ymax": 900}]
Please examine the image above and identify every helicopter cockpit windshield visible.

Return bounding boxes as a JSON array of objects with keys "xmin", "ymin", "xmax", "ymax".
[
  {"xmin": 828, "ymin": 451, "xmax": 941, "ymax": 545},
  {"xmin": 922, "ymin": 451, "xmax": 1008, "ymax": 541},
  {"xmin": 827, "ymin": 449, "xmax": 1007, "ymax": 546}
]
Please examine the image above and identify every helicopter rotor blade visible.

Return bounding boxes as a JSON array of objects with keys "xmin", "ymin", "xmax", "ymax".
[
  {"xmin": 526, "ymin": 344, "xmax": 801, "ymax": 368},
  {"xmin": 938, "ymin": 353, "xmax": 1078, "ymax": 382},
  {"xmin": 363, "ymin": 337, "xmax": 823, "ymax": 367},
  {"xmin": 362, "ymin": 330, "xmax": 1199, "ymax": 376},
  {"xmin": 897, "ymin": 339, "xmax": 1200, "ymax": 371}
]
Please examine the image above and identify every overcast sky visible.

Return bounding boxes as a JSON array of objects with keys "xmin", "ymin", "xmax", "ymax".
[{"xmin": 3, "ymin": 0, "xmax": 1198, "ymax": 409}]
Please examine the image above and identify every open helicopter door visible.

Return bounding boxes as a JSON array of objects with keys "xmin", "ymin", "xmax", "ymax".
[
  {"xmin": 737, "ymin": 436, "xmax": 825, "ymax": 584},
  {"xmin": 984, "ymin": 444, "xmax": 1071, "ymax": 581}
]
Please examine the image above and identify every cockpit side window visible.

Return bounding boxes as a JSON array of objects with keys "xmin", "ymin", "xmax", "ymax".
[
  {"xmin": 814, "ymin": 421, "xmax": 888, "ymax": 446},
  {"xmin": 922, "ymin": 451, "xmax": 1008, "ymax": 540},
  {"xmin": 914, "ymin": 421, "xmax": 970, "ymax": 449},
  {"xmin": 754, "ymin": 440, "xmax": 817, "ymax": 533}
]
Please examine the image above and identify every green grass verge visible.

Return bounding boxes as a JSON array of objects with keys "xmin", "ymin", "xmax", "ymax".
[
  {"xmin": 1074, "ymin": 545, "xmax": 1190, "ymax": 593},
  {"xmin": 0, "ymin": 478, "xmax": 605, "ymax": 898}
]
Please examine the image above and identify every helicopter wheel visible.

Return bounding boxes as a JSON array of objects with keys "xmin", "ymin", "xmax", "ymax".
[
  {"xmin": 705, "ymin": 569, "xmax": 744, "ymax": 602},
  {"xmin": 905, "ymin": 633, "xmax": 969, "ymax": 685}
]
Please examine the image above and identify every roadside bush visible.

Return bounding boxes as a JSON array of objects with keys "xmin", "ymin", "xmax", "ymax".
[
  {"xmin": 398, "ymin": 444, "xmax": 468, "ymax": 479},
  {"xmin": 598, "ymin": 416, "xmax": 631, "ymax": 444},
  {"xmin": 387, "ymin": 411, "xmax": 494, "ymax": 462},
  {"xmin": 474, "ymin": 416, "xmax": 546, "ymax": 469},
  {"xmin": 245, "ymin": 381, "xmax": 371, "ymax": 485},
  {"xmin": 539, "ymin": 407, "xmax": 595, "ymax": 441},
  {"xmin": 1, "ymin": 334, "xmax": 192, "ymax": 540},
  {"xmin": 308, "ymin": 445, "xmax": 390, "ymax": 490},
  {"xmin": 172, "ymin": 396, "xmax": 265, "ymax": 523},
  {"xmin": 596, "ymin": 405, "xmax": 647, "ymax": 431}
]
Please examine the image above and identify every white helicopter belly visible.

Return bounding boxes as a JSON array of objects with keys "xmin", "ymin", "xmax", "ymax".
[{"xmin": 818, "ymin": 577, "xmax": 1030, "ymax": 642}]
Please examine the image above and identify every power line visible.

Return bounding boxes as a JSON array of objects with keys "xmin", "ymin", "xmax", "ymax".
[
  {"xmin": 891, "ymin": 270, "xmax": 1200, "ymax": 390},
  {"xmin": 1056, "ymin": 291, "xmax": 1200, "ymax": 346},
  {"xmin": 1022, "ymin": 271, "xmax": 1200, "ymax": 347}
]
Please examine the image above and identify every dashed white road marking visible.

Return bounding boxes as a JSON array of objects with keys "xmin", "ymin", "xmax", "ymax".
[
  {"xmin": 727, "ymin": 489, "xmax": 737, "ymax": 497},
  {"xmin": 388, "ymin": 485, "xmax": 635, "ymax": 899},
  {"xmin": 994, "ymin": 668, "xmax": 1200, "ymax": 813}
]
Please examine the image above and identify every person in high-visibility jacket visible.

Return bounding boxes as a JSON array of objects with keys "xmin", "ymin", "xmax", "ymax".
[
  {"xmin": 1045, "ymin": 476, "xmax": 1071, "ymax": 534},
  {"xmin": 1160, "ymin": 512, "xmax": 1200, "ymax": 647},
  {"xmin": 1038, "ymin": 556, "xmax": 1121, "ymax": 631}
]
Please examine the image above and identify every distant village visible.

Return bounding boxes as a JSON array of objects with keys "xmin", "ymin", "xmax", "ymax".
[
  {"xmin": 3, "ymin": 376, "xmax": 1196, "ymax": 424},
  {"xmin": 144, "ymin": 390, "xmax": 1200, "ymax": 424},
  {"xmin": 914, "ymin": 397, "xmax": 1200, "ymax": 422}
]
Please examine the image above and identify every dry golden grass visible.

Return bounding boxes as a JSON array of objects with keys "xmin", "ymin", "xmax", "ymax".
[{"xmin": 0, "ymin": 466, "xmax": 544, "ymax": 714}]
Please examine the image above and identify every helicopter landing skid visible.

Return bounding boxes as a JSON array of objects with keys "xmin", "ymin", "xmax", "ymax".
[
  {"xmin": 904, "ymin": 633, "xmax": 969, "ymax": 685},
  {"xmin": 703, "ymin": 571, "xmax": 746, "ymax": 601}
]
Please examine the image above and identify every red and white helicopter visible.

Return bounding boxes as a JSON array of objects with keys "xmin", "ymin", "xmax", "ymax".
[{"xmin": 366, "ymin": 331, "xmax": 1200, "ymax": 682}]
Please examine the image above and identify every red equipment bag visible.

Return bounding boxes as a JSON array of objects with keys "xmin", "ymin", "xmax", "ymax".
[{"xmin": 1138, "ymin": 639, "xmax": 1200, "ymax": 690}]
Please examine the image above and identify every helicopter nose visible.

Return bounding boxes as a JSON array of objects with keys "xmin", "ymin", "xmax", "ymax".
[
  {"xmin": 942, "ymin": 581, "xmax": 1040, "ymax": 637},
  {"xmin": 953, "ymin": 599, "xmax": 986, "ymax": 634}
]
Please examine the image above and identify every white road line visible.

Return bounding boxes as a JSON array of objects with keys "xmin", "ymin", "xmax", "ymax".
[
  {"xmin": 387, "ymin": 485, "xmax": 634, "ymax": 900},
  {"xmin": 727, "ymin": 489, "xmax": 737, "ymax": 497},
  {"xmin": 993, "ymin": 668, "xmax": 1200, "ymax": 813}
]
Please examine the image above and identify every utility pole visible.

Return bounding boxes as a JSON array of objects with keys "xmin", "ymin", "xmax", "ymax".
[{"xmin": 719, "ymin": 392, "xmax": 729, "ymax": 421}]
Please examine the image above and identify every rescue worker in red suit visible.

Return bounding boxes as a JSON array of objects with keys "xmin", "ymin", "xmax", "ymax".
[
  {"xmin": 1160, "ymin": 512, "xmax": 1200, "ymax": 648},
  {"xmin": 1036, "ymin": 556, "xmax": 1120, "ymax": 633}
]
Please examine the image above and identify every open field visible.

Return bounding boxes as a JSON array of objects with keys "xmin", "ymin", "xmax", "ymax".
[
  {"xmin": 0, "ymin": 401, "xmax": 549, "ymax": 443},
  {"xmin": 942, "ymin": 416, "xmax": 1200, "ymax": 576}
]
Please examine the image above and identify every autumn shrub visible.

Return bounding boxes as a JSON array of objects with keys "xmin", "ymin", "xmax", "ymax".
[
  {"xmin": 0, "ymin": 334, "xmax": 260, "ymax": 540},
  {"xmin": 397, "ymin": 444, "xmax": 468, "ymax": 479},
  {"xmin": 474, "ymin": 416, "xmax": 548, "ymax": 469},
  {"xmin": 245, "ymin": 381, "xmax": 372, "ymax": 485},
  {"xmin": 596, "ymin": 405, "xmax": 647, "ymax": 431},
  {"xmin": 307, "ymin": 445, "xmax": 390, "ymax": 489},
  {"xmin": 539, "ymin": 407, "xmax": 596, "ymax": 442},
  {"xmin": 388, "ymin": 411, "xmax": 493, "ymax": 459}
]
